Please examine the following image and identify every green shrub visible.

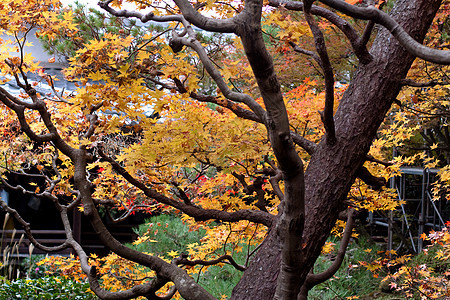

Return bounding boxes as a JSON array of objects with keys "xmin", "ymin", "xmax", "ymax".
[
  {"xmin": 130, "ymin": 214, "xmax": 205, "ymax": 258},
  {"xmin": 129, "ymin": 214, "xmax": 249, "ymax": 298},
  {"xmin": 0, "ymin": 276, "xmax": 98, "ymax": 299}
]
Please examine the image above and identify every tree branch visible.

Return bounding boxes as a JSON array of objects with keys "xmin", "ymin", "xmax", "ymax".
[
  {"xmin": 288, "ymin": 41, "xmax": 322, "ymax": 65},
  {"xmin": 98, "ymin": 148, "xmax": 274, "ymax": 227},
  {"xmin": 319, "ymin": 0, "xmax": 450, "ymax": 64},
  {"xmin": 173, "ymin": 78, "xmax": 263, "ymax": 123},
  {"xmin": 355, "ymin": 165, "xmax": 386, "ymax": 190},
  {"xmin": 400, "ymin": 78, "xmax": 449, "ymax": 87},
  {"xmin": 269, "ymin": 0, "xmax": 373, "ymax": 64},
  {"xmin": 232, "ymin": 172, "xmax": 268, "ymax": 212},
  {"xmin": 174, "ymin": 253, "xmax": 246, "ymax": 271},
  {"xmin": 169, "ymin": 31, "xmax": 267, "ymax": 121},
  {"xmin": 365, "ymin": 154, "xmax": 393, "ymax": 167},
  {"xmin": 304, "ymin": 1, "xmax": 336, "ymax": 145},
  {"xmin": 172, "ymin": 0, "xmax": 241, "ymax": 33},
  {"xmin": 0, "ymin": 201, "xmax": 69, "ymax": 252},
  {"xmin": 298, "ymin": 208, "xmax": 355, "ymax": 299}
]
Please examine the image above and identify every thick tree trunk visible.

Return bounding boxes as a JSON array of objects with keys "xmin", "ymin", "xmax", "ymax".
[{"xmin": 232, "ymin": 0, "xmax": 442, "ymax": 299}]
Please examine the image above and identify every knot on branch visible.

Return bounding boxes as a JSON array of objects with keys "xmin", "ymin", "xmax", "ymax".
[
  {"xmin": 173, "ymin": 78, "xmax": 188, "ymax": 93},
  {"xmin": 242, "ymin": 176, "xmax": 265, "ymax": 195},
  {"xmin": 141, "ymin": 12, "xmax": 155, "ymax": 23},
  {"xmin": 169, "ymin": 38, "xmax": 184, "ymax": 53},
  {"xmin": 278, "ymin": 131, "xmax": 291, "ymax": 144},
  {"xmin": 27, "ymin": 88, "xmax": 37, "ymax": 96}
]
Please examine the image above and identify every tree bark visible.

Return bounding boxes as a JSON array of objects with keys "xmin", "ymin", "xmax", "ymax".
[{"xmin": 232, "ymin": 0, "xmax": 442, "ymax": 298}]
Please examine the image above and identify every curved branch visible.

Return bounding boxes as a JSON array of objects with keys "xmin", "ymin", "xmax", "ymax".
[
  {"xmin": 98, "ymin": 148, "xmax": 274, "ymax": 227},
  {"xmin": 288, "ymin": 41, "xmax": 322, "ymax": 65},
  {"xmin": 290, "ymin": 131, "xmax": 317, "ymax": 155},
  {"xmin": 88, "ymin": 268, "xmax": 171, "ymax": 300},
  {"xmin": 299, "ymin": 208, "xmax": 355, "ymax": 299},
  {"xmin": 0, "ymin": 86, "xmax": 39, "ymax": 109},
  {"xmin": 1, "ymin": 173, "xmax": 59, "ymax": 203},
  {"xmin": 99, "ymin": 1, "xmax": 182, "ymax": 23},
  {"xmin": 173, "ymin": 78, "xmax": 263, "ymax": 123},
  {"xmin": 400, "ymin": 78, "xmax": 449, "ymax": 87},
  {"xmin": 172, "ymin": 0, "xmax": 241, "ymax": 33},
  {"xmin": 269, "ymin": 0, "xmax": 373, "ymax": 64},
  {"xmin": 174, "ymin": 253, "xmax": 247, "ymax": 271},
  {"xmin": 0, "ymin": 86, "xmax": 76, "ymax": 160},
  {"xmin": 355, "ymin": 166, "xmax": 386, "ymax": 190},
  {"xmin": 304, "ymin": 2, "xmax": 336, "ymax": 145},
  {"xmin": 232, "ymin": 172, "xmax": 268, "ymax": 212},
  {"xmin": 102, "ymin": 0, "xmax": 241, "ymax": 33},
  {"xmin": 0, "ymin": 200, "xmax": 69, "ymax": 252},
  {"xmin": 365, "ymin": 154, "xmax": 393, "ymax": 167},
  {"xmin": 82, "ymin": 103, "xmax": 102, "ymax": 139},
  {"xmin": 170, "ymin": 32, "xmax": 267, "ymax": 121},
  {"xmin": 319, "ymin": 0, "xmax": 450, "ymax": 64},
  {"xmin": 261, "ymin": 157, "xmax": 285, "ymax": 202},
  {"xmin": 0, "ymin": 91, "xmax": 56, "ymax": 143}
]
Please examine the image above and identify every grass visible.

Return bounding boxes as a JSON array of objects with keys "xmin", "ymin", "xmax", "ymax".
[{"xmin": 308, "ymin": 236, "xmax": 385, "ymax": 299}]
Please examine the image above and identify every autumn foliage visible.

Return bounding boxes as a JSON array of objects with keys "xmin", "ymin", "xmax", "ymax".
[{"xmin": 0, "ymin": 0, "xmax": 449, "ymax": 299}]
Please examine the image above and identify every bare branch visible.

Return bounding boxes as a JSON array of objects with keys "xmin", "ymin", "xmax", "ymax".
[
  {"xmin": 355, "ymin": 165, "xmax": 386, "ymax": 191},
  {"xmin": 400, "ymin": 78, "xmax": 449, "ymax": 87},
  {"xmin": 172, "ymin": 0, "xmax": 241, "ymax": 33},
  {"xmin": 288, "ymin": 41, "xmax": 322, "ymax": 65},
  {"xmin": 174, "ymin": 253, "xmax": 246, "ymax": 271},
  {"xmin": 257, "ymin": 157, "xmax": 285, "ymax": 202},
  {"xmin": 99, "ymin": 1, "xmax": 176, "ymax": 23},
  {"xmin": 0, "ymin": 86, "xmax": 39, "ymax": 109},
  {"xmin": 301, "ymin": 208, "xmax": 355, "ymax": 294},
  {"xmin": 0, "ymin": 90, "xmax": 56, "ymax": 143},
  {"xmin": 319, "ymin": 0, "xmax": 450, "ymax": 64},
  {"xmin": 98, "ymin": 148, "xmax": 274, "ymax": 227},
  {"xmin": 87, "ymin": 266, "xmax": 171, "ymax": 300},
  {"xmin": 232, "ymin": 172, "xmax": 268, "ymax": 212},
  {"xmin": 365, "ymin": 154, "xmax": 393, "ymax": 167},
  {"xmin": 169, "ymin": 31, "xmax": 267, "ymax": 121},
  {"xmin": 0, "ymin": 200, "xmax": 69, "ymax": 252},
  {"xmin": 304, "ymin": 1, "xmax": 336, "ymax": 145},
  {"xmin": 172, "ymin": 78, "xmax": 263, "ymax": 123},
  {"xmin": 269, "ymin": 0, "xmax": 373, "ymax": 64}
]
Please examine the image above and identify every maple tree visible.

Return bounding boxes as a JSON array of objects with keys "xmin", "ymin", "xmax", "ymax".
[
  {"xmin": 0, "ymin": 0, "xmax": 449, "ymax": 299},
  {"xmin": 359, "ymin": 224, "xmax": 450, "ymax": 299}
]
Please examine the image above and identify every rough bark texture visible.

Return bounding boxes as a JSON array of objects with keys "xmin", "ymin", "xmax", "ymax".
[{"xmin": 232, "ymin": 0, "xmax": 442, "ymax": 298}]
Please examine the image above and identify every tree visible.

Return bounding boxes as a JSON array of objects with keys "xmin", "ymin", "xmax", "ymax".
[{"xmin": 0, "ymin": 0, "xmax": 449, "ymax": 299}]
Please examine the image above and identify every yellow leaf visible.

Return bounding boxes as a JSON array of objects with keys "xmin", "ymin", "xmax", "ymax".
[{"xmin": 167, "ymin": 250, "xmax": 179, "ymax": 257}]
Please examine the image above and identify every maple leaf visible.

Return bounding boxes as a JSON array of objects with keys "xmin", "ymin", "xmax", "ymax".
[{"xmin": 167, "ymin": 250, "xmax": 179, "ymax": 258}]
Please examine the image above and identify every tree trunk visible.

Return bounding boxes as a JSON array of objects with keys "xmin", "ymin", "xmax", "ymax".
[{"xmin": 232, "ymin": 0, "xmax": 442, "ymax": 298}]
